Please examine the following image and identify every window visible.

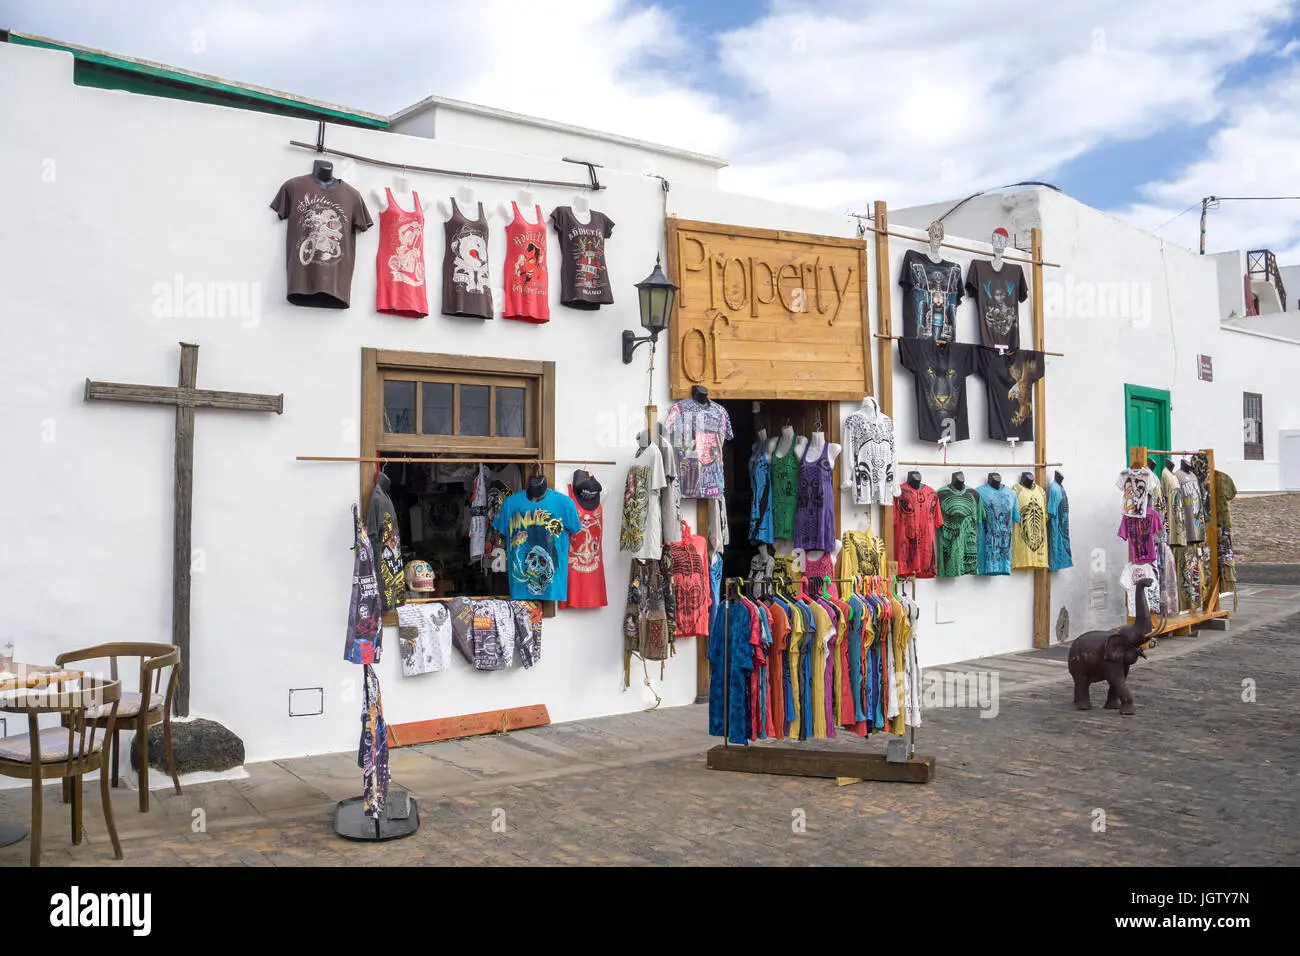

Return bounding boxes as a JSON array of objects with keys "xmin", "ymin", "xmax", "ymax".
[
  {"xmin": 1243, "ymin": 392, "xmax": 1264, "ymax": 460},
  {"xmin": 362, "ymin": 350, "xmax": 556, "ymax": 621}
]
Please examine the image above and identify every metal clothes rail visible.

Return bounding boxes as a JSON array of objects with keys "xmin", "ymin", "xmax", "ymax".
[
  {"xmin": 873, "ymin": 333, "xmax": 1065, "ymax": 358},
  {"xmin": 898, "ymin": 461, "xmax": 1062, "ymax": 468},
  {"xmin": 297, "ymin": 455, "xmax": 617, "ymax": 465}
]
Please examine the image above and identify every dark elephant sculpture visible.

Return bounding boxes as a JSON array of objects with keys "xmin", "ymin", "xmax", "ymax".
[{"xmin": 1067, "ymin": 576, "xmax": 1155, "ymax": 715}]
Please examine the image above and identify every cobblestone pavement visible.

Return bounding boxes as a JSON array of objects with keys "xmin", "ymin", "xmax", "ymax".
[
  {"xmin": 4, "ymin": 587, "xmax": 1299, "ymax": 867},
  {"xmin": 1231, "ymin": 492, "xmax": 1300, "ymax": 564}
]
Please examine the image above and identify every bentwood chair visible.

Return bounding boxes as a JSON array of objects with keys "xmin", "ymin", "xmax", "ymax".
[
  {"xmin": 54, "ymin": 643, "xmax": 182, "ymax": 812},
  {"xmin": 0, "ymin": 675, "xmax": 123, "ymax": 866}
]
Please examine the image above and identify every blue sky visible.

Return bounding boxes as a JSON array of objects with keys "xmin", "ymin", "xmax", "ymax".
[{"xmin": 6, "ymin": 0, "xmax": 1300, "ymax": 256}]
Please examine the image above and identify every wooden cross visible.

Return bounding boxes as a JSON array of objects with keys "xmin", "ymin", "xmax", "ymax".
[{"xmin": 85, "ymin": 342, "xmax": 283, "ymax": 717}]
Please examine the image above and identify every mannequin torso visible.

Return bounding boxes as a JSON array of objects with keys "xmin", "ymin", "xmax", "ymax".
[
  {"xmin": 803, "ymin": 431, "xmax": 841, "ymax": 466},
  {"xmin": 772, "ymin": 424, "xmax": 796, "ymax": 458},
  {"xmin": 1020, "ymin": 472, "xmax": 1035, "ymax": 488},
  {"xmin": 950, "ymin": 471, "xmax": 966, "ymax": 491},
  {"xmin": 440, "ymin": 185, "xmax": 483, "ymax": 222},
  {"xmin": 571, "ymin": 194, "xmax": 591, "ymax": 223},
  {"xmin": 906, "ymin": 471, "xmax": 923, "ymax": 489},
  {"xmin": 987, "ymin": 471, "xmax": 1002, "ymax": 490},
  {"xmin": 755, "ymin": 428, "xmax": 772, "ymax": 461}
]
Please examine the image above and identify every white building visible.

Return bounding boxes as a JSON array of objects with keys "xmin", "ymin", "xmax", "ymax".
[{"xmin": 1, "ymin": 36, "xmax": 1296, "ymax": 776}]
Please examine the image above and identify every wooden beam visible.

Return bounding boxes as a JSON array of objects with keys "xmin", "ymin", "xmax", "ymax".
[
  {"xmin": 385, "ymin": 704, "xmax": 551, "ymax": 747},
  {"xmin": 873, "ymin": 201, "xmax": 895, "ymax": 561},
  {"xmin": 84, "ymin": 380, "xmax": 283, "ymax": 413},
  {"xmin": 707, "ymin": 744, "xmax": 935, "ymax": 783},
  {"xmin": 1031, "ymin": 227, "xmax": 1051, "ymax": 650},
  {"xmin": 172, "ymin": 344, "xmax": 198, "ymax": 717}
]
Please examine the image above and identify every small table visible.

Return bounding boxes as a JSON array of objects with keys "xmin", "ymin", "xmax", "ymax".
[{"xmin": 0, "ymin": 664, "xmax": 85, "ymax": 848}]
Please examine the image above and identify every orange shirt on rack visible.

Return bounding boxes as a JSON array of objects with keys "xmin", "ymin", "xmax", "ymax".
[{"xmin": 766, "ymin": 602, "xmax": 789, "ymax": 739}]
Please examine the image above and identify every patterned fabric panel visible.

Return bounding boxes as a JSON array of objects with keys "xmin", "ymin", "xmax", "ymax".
[
  {"xmin": 0, "ymin": 727, "xmax": 92, "ymax": 763},
  {"xmin": 86, "ymin": 692, "xmax": 163, "ymax": 720}
]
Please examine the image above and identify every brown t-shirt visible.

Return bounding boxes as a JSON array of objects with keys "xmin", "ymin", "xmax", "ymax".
[
  {"xmin": 270, "ymin": 175, "xmax": 372, "ymax": 309},
  {"xmin": 550, "ymin": 205, "xmax": 614, "ymax": 309}
]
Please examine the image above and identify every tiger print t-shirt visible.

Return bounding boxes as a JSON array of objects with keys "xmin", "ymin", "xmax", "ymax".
[
  {"xmin": 898, "ymin": 339, "xmax": 976, "ymax": 443},
  {"xmin": 1012, "ymin": 483, "xmax": 1049, "ymax": 570}
]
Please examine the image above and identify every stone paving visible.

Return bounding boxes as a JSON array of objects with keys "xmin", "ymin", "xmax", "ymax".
[
  {"xmin": 1232, "ymin": 492, "xmax": 1300, "ymax": 564},
  {"xmin": 3, "ymin": 585, "xmax": 1299, "ymax": 867}
]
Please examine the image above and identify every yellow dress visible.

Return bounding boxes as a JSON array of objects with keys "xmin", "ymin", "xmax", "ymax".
[
  {"xmin": 809, "ymin": 601, "xmax": 833, "ymax": 739},
  {"xmin": 786, "ymin": 603, "xmax": 803, "ymax": 738},
  {"xmin": 889, "ymin": 594, "xmax": 909, "ymax": 735},
  {"xmin": 832, "ymin": 603, "xmax": 849, "ymax": 726}
]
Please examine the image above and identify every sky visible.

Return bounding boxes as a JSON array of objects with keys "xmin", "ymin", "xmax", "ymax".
[{"xmin": 6, "ymin": 0, "xmax": 1300, "ymax": 259}]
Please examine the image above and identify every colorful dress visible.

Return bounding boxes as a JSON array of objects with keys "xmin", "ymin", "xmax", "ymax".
[
  {"xmin": 894, "ymin": 483, "xmax": 943, "ymax": 578},
  {"xmin": 1047, "ymin": 479, "xmax": 1072, "ymax": 570},
  {"xmin": 794, "ymin": 442, "xmax": 837, "ymax": 552},
  {"xmin": 560, "ymin": 485, "xmax": 607, "ymax": 609},
  {"xmin": 936, "ymin": 485, "xmax": 985, "ymax": 577},
  {"xmin": 770, "ymin": 440, "xmax": 800, "ymax": 539},
  {"xmin": 975, "ymin": 483, "xmax": 1019, "ymax": 575}
]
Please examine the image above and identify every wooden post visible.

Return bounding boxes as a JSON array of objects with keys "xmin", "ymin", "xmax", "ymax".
[
  {"xmin": 173, "ymin": 345, "xmax": 198, "ymax": 717},
  {"xmin": 873, "ymin": 201, "xmax": 895, "ymax": 561},
  {"xmin": 1031, "ymin": 228, "xmax": 1051, "ymax": 649}
]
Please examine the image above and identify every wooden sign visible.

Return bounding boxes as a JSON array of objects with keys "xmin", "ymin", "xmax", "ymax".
[{"xmin": 665, "ymin": 218, "xmax": 872, "ymax": 400}]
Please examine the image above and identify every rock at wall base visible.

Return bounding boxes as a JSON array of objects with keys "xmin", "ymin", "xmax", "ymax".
[{"xmin": 128, "ymin": 718, "xmax": 245, "ymax": 775}]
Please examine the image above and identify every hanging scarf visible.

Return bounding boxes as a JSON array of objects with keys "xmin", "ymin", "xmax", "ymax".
[{"xmin": 345, "ymin": 504, "xmax": 383, "ymax": 665}]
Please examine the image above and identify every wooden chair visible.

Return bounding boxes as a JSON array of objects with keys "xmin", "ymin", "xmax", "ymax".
[
  {"xmin": 0, "ymin": 676, "xmax": 123, "ymax": 867},
  {"xmin": 54, "ymin": 644, "xmax": 182, "ymax": 813}
]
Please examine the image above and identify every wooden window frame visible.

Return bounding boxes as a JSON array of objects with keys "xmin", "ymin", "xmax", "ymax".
[
  {"xmin": 1243, "ymin": 391, "xmax": 1264, "ymax": 461},
  {"xmin": 361, "ymin": 348, "xmax": 557, "ymax": 622}
]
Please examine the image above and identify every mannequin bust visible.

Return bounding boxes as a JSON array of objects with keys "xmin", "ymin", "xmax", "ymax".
[
  {"xmin": 497, "ymin": 188, "xmax": 542, "ymax": 226},
  {"xmin": 691, "ymin": 385, "xmax": 711, "ymax": 405},
  {"xmin": 1163, "ymin": 459, "xmax": 1175, "ymax": 472},
  {"xmin": 1179, "ymin": 458, "xmax": 1192, "ymax": 473},
  {"xmin": 769, "ymin": 423, "xmax": 795, "ymax": 459},
  {"xmin": 636, "ymin": 428, "xmax": 651, "ymax": 451},
  {"xmin": 312, "ymin": 159, "xmax": 336, "ymax": 185},
  {"xmin": 571, "ymin": 194, "xmax": 592, "ymax": 223},
  {"xmin": 755, "ymin": 429, "xmax": 772, "ymax": 461},
  {"xmin": 991, "ymin": 226, "xmax": 1009, "ymax": 272},
  {"xmin": 439, "ymin": 184, "xmax": 482, "ymax": 222},
  {"xmin": 371, "ymin": 173, "xmax": 419, "ymax": 214},
  {"xmin": 526, "ymin": 472, "xmax": 548, "ymax": 500},
  {"xmin": 987, "ymin": 471, "xmax": 1002, "ymax": 489},
  {"xmin": 950, "ymin": 471, "xmax": 965, "ymax": 491},
  {"xmin": 906, "ymin": 471, "xmax": 923, "ymax": 489},
  {"xmin": 1054, "ymin": 470, "xmax": 1065, "ymax": 486},
  {"xmin": 803, "ymin": 430, "xmax": 842, "ymax": 467},
  {"xmin": 1020, "ymin": 472, "xmax": 1035, "ymax": 488},
  {"xmin": 926, "ymin": 220, "xmax": 944, "ymax": 264}
]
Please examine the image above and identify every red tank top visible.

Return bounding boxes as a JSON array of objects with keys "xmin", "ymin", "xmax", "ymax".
[
  {"xmin": 376, "ymin": 188, "xmax": 428, "ymax": 317},
  {"xmin": 503, "ymin": 202, "xmax": 550, "ymax": 323},
  {"xmin": 558, "ymin": 484, "xmax": 607, "ymax": 608}
]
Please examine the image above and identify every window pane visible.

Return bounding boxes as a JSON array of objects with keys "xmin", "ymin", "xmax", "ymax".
[
  {"xmin": 496, "ymin": 386, "xmax": 526, "ymax": 438},
  {"xmin": 383, "ymin": 381, "xmax": 416, "ymax": 434},
  {"xmin": 421, "ymin": 382, "xmax": 453, "ymax": 435},
  {"xmin": 460, "ymin": 385, "xmax": 490, "ymax": 436}
]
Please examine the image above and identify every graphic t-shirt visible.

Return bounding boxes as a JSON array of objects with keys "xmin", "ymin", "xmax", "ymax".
[
  {"xmin": 1047, "ymin": 480, "xmax": 1072, "ymax": 570},
  {"xmin": 375, "ymin": 188, "xmax": 428, "ymax": 318},
  {"xmin": 270, "ymin": 175, "xmax": 372, "ymax": 308},
  {"xmin": 345, "ymin": 505, "xmax": 383, "ymax": 665},
  {"xmin": 842, "ymin": 399, "xmax": 899, "ymax": 505},
  {"xmin": 899, "ymin": 249, "xmax": 963, "ymax": 341},
  {"xmin": 1119, "ymin": 511, "xmax": 1164, "ymax": 565},
  {"xmin": 668, "ymin": 522, "xmax": 710, "ymax": 637},
  {"xmin": 1012, "ymin": 483, "xmax": 1049, "ymax": 569},
  {"xmin": 1177, "ymin": 470, "xmax": 1206, "ymax": 543},
  {"xmin": 491, "ymin": 489, "xmax": 581, "ymax": 602},
  {"xmin": 365, "ymin": 481, "xmax": 406, "ymax": 612},
  {"xmin": 898, "ymin": 339, "xmax": 976, "ymax": 442},
  {"xmin": 748, "ymin": 444, "xmax": 774, "ymax": 545},
  {"xmin": 936, "ymin": 485, "xmax": 986, "ymax": 577},
  {"xmin": 560, "ymin": 485, "xmax": 607, "ymax": 609},
  {"xmin": 1159, "ymin": 467, "xmax": 1187, "ymax": 547},
  {"xmin": 1120, "ymin": 563, "xmax": 1160, "ymax": 617},
  {"xmin": 976, "ymin": 483, "xmax": 1020, "ymax": 575},
  {"xmin": 893, "ymin": 483, "xmax": 944, "ymax": 579},
  {"xmin": 1116, "ymin": 467, "xmax": 1157, "ymax": 519},
  {"xmin": 550, "ymin": 205, "xmax": 614, "ymax": 309},
  {"xmin": 664, "ymin": 398, "xmax": 733, "ymax": 499},
  {"xmin": 965, "ymin": 260, "xmax": 1028, "ymax": 350},
  {"xmin": 976, "ymin": 348, "xmax": 1045, "ymax": 442},
  {"xmin": 620, "ymin": 443, "xmax": 668, "ymax": 559},
  {"xmin": 396, "ymin": 602, "xmax": 453, "ymax": 676},
  {"xmin": 442, "ymin": 198, "xmax": 493, "ymax": 319},
  {"xmin": 504, "ymin": 202, "xmax": 550, "ymax": 323}
]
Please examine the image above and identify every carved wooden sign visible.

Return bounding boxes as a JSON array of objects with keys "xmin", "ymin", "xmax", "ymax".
[{"xmin": 665, "ymin": 218, "xmax": 872, "ymax": 400}]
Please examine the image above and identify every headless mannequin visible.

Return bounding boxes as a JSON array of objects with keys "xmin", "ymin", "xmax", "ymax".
[
  {"xmin": 906, "ymin": 471, "xmax": 923, "ymax": 489},
  {"xmin": 769, "ymin": 423, "xmax": 796, "ymax": 459},
  {"xmin": 1179, "ymin": 459, "xmax": 1193, "ymax": 473},
  {"xmin": 803, "ymin": 430, "xmax": 842, "ymax": 467},
  {"xmin": 1164, "ymin": 459, "xmax": 1175, "ymax": 473},
  {"xmin": 372, "ymin": 173, "xmax": 418, "ymax": 213},
  {"xmin": 571, "ymin": 194, "xmax": 592, "ymax": 224},
  {"xmin": 439, "ymin": 184, "xmax": 484, "ymax": 222},
  {"xmin": 691, "ymin": 384, "xmax": 711, "ymax": 405},
  {"xmin": 312, "ymin": 159, "xmax": 336, "ymax": 186},
  {"xmin": 526, "ymin": 471, "xmax": 548, "ymax": 501},
  {"xmin": 926, "ymin": 220, "xmax": 944, "ymax": 264},
  {"xmin": 987, "ymin": 472, "xmax": 1002, "ymax": 490},
  {"xmin": 1020, "ymin": 472, "xmax": 1035, "ymax": 488},
  {"xmin": 950, "ymin": 471, "xmax": 966, "ymax": 491},
  {"xmin": 636, "ymin": 428, "xmax": 652, "ymax": 451},
  {"xmin": 755, "ymin": 428, "xmax": 772, "ymax": 461},
  {"xmin": 990, "ymin": 227, "xmax": 1009, "ymax": 272},
  {"xmin": 497, "ymin": 188, "xmax": 541, "ymax": 226},
  {"xmin": 1054, "ymin": 470, "xmax": 1065, "ymax": 486}
]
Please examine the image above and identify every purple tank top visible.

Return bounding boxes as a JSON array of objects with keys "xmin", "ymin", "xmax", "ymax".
[{"xmin": 794, "ymin": 441, "xmax": 837, "ymax": 552}]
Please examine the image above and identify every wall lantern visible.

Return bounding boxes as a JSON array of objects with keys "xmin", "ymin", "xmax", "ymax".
[{"xmin": 622, "ymin": 254, "xmax": 678, "ymax": 364}]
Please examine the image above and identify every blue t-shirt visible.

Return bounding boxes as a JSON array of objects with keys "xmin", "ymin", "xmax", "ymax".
[
  {"xmin": 491, "ymin": 489, "xmax": 581, "ymax": 602},
  {"xmin": 976, "ymin": 483, "xmax": 1020, "ymax": 576},
  {"xmin": 1047, "ymin": 480, "xmax": 1073, "ymax": 571}
]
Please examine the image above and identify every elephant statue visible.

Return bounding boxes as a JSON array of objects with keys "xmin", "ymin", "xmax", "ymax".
[{"xmin": 1067, "ymin": 576, "xmax": 1155, "ymax": 715}]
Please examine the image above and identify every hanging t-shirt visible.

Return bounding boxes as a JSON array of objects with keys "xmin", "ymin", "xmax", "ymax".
[
  {"xmin": 893, "ymin": 483, "xmax": 944, "ymax": 579},
  {"xmin": 549, "ymin": 205, "xmax": 614, "ymax": 309},
  {"xmin": 396, "ymin": 602, "xmax": 453, "ymax": 676},
  {"xmin": 658, "ymin": 434, "xmax": 683, "ymax": 545},
  {"xmin": 841, "ymin": 398, "xmax": 899, "ymax": 505},
  {"xmin": 620, "ymin": 443, "xmax": 668, "ymax": 559},
  {"xmin": 270, "ymin": 174, "xmax": 372, "ymax": 308},
  {"xmin": 1159, "ymin": 467, "xmax": 1187, "ymax": 547},
  {"xmin": 365, "ymin": 480, "xmax": 406, "ymax": 612},
  {"xmin": 964, "ymin": 260, "xmax": 1028, "ymax": 350},
  {"xmin": 663, "ymin": 397, "xmax": 733, "ymax": 499},
  {"xmin": 1012, "ymin": 483, "xmax": 1049, "ymax": 569},
  {"xmin": 468, "ymin": 465, "xmax": 489, "ymax": 560},
  {"xmin": 442, "ymin": 198, "xmax": 493, "ymax": 319},
  {"xmin": 899, "ymin": 249, "xmax": 963, "ymax": 341},
  {"xmin": 345, "ymin": 505, "xmax": 383, "ymax": 665},
  {"xmin": 504, "ymin": 202, "xmax": 550, "ymax": 323},
  {"xmin": 559, "ymin": 484, "xmax": 607, "ymax": 609},
  {"xmin": 375, "ymin": 189, "xmax": 428, "ymax": 317},
  {"xmin": 1119, "ymin": 510, "xmax": 1164, "ymax": 565},
  {"xmin": 898, "ymin": 339, "xmax": 976, "ymax": 442},
  {"xmin": 748, "ymin": 444, "xmax": 774, "ymax": 545},
  {"xmin": 976, "ymin": 482, "xmax": 1020, "ymax": 575},
  {"xmin": 1047, "ymin": 480, "xmax": 1073, "ymax": 570},
  {"xmin": 1119, "ymin": 563, "xmax": 1160, "ymax": 617},
  {"xmin": 936, "ymin": 485, "xmax": 985, "ymax": 577},
  {"xmin": 668, "ymin": 521, "xmax": 710, "ymax": 637},
  {"xmin": 1177, "ymin": 470, "xmax": 1207, "ymax": 543},
  {"xmin": 491, "ymin": 489, "xmax": 581, "ymax": 602},
  {"xmin": 975, "ymin": 348, "xmax": 1045, "ymax": 442},
  {"xmin": 1116, "ymin": 467, "xmax": 1157, "ymax": 519}
]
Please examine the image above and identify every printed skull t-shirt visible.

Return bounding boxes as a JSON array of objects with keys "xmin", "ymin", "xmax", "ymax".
[
  {"xmin": 898, "ymin": 339, "xmax": 976, "ymax": 442},
  {"xmin": 965, "ymin": 260, "xmax": 1028, "ymax": 350},
  {"xmin": 491, "ymin": 488, "xmax": 581, "ymax": 602},
  {"xmin": 899, "ymin": 249, "xmax": 963, "ymax": 341},
  {"xmin": 975, "ymin": 347, "xmax": 1045, "ymax": 442},
  {"xmin": 270, "ymin": 175, "xmax": 373, "ymax": 308},
  {"xmin": 550, "ymin": 206, "xmax": 614, "ymax": 309}
]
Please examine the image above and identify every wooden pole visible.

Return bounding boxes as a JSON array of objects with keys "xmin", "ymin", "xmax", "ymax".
[
  {"xmin": 172, "ymin": 344, "xmax": 198, "ymax": 717},
  {"xmin": 873, "ymin": 201, "xmax": 895, "ymax": 561},
  {"xmin": 1031, "ymin": 228, "xmax": 1051, "ymax": 649}
]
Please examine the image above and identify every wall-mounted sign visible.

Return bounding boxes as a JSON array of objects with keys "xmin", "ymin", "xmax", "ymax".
[
  {"xmin": 1197, "ymin": 354, "xmax": 1213, "ymax": 382},
  {"xmin": 665, "ymin": 218, "xmax": 871, "ymax": 400}
]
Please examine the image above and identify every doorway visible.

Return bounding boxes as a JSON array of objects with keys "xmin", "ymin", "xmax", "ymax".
[{"xmin": 1124, "ymin": 385, "xmax": 1171, "ymax": 470}]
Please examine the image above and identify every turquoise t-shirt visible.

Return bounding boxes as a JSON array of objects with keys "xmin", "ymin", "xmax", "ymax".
[
  {"xmin": 975, "ymin": 483, "xmax": 1020, "ymax": 575},
  {"xmin": 1047, "ymin": 480, "xmax": 1073, "ymax": 571},
  {"xmin": 491, "ymin": 489, "xmax": 581, "ymax": 602}
]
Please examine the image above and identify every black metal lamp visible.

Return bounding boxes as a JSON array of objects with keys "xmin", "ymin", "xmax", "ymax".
[{"xmin": 623, "ymin": 254, "xmax": 677, "ymax": 364}]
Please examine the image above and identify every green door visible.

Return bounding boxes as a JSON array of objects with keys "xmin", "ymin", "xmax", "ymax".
[{"xmin": 1124, "ymin": 385, "xmax": 1171, "ymax": 471}]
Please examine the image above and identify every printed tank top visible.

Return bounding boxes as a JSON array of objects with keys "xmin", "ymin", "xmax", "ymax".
[
  {"xmin": 376, "ymin": 188, "xmax": 428, "ymax": 318},
  {"xmin": 442, "ymin": 199, "xmax": 493, "ymax": 319},
  {"xmin": 503, "ymin": 202, "xmax": 550, "ymax": 323},
  {"xmin": 794, "ymin": 441, "xmax": 837, "ymax": 553},
  {"xmin": 770, "ymin": 439, "xmax": 799, "ymax": 540}
]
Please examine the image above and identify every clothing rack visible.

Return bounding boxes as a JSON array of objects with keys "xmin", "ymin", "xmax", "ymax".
[
  {"xmin": 862, "ymin": 224, "xmax": 1062, "ymax": 268},
  {"xmin": 298, "ymin": 456, "xmax": 616, "ymax": 465},
  {"xmin": 873, "ymin": 333, "xmax": 1065, "ymax": 358},
  {"xmin": 898, "ymin": 461, "xmax": 1062, "ymax": 468}
]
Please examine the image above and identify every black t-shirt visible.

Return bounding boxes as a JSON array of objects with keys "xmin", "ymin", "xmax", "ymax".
[
  {"xmin": 965, "ymin": 260, "xmax": 1028, "ymax": 349},
  {"xmin": 898, "ymin": 339, "xmax": 976, "ymax": 442},
  {"xmin": 976, "ymin": 347, "xmax": 1045, "ymax": 441},
  {"xmin": 550, "ymin": 206, "xmax": 615, "ymax": 309},
  {"xmin": 899, "ymin": 249, "xmax": 963, "ymax": 341}
]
